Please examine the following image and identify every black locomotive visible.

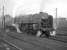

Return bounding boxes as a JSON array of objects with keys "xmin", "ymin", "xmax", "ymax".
[{"xmin": 5, "ymin": 12, "xmax": 54, "ymax": 38}]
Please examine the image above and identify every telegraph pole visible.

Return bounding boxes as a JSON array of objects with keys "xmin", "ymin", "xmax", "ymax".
[
  {"xmin": 2, "ymin": 0, "xmax": 5, "ymax": 30},
  {"xmin": 3, "ymin": 6, "xmax": 5, "ymax": 30},
  {"xmin": 56, "ymin": 8, "xmax": 57, "ymax": 29}
]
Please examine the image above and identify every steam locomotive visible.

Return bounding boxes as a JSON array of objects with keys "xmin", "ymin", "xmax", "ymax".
[{"xmin": 5, "ymin": 12, "xmax": 55, "ymax": 38}]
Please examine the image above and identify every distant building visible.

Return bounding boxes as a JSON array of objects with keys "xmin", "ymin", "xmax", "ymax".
[{"xmin": 4, "ymin": 14, "xmax": 14, "ymax": 25}]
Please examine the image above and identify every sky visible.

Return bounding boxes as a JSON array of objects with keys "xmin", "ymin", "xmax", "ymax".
[{"xmin": 0, "ymin": 0, "xmax": 67, "ymax": 18}]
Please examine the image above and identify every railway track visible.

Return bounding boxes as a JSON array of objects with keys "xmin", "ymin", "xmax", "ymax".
[
  {"xmin": 5, "ymin": 33, "xmax": 53, "ymax": 50},
  {"xmin": 6, "ymin": 32, "xmax": 67, "ymax": 49},
  {"xmin": 7, "ymin": 31, "xmax": 67, "ymax": 43},
  {"xmin": 0, "ymin": 31, "xmax": 23, "ymax": 50},
  {"xmin": 0, "ymin": 31, "xmax": 67, "ymax": 50},
  {"xmin": 0, "ymin": 39, "xmax": 22, "ymax": 50}
]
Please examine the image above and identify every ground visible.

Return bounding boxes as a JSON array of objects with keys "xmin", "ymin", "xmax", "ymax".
[{"xmin": 0, "ymin": 30, "xmax": 67, "ymax": 50}]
